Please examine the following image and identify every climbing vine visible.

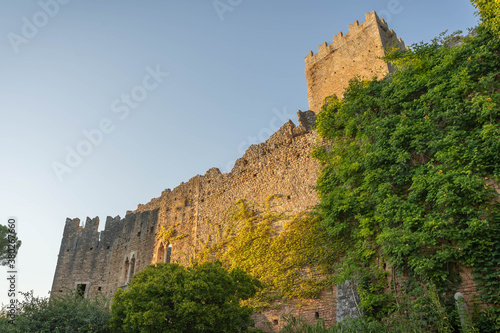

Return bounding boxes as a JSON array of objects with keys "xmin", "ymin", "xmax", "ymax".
[
  {"xmin": 193, "ymin": 196, "xmax": 340, "ymax": 309},
  {"xmin": 157, "ymin": 224, "xmax": 188, "ymax": 246},
  {"xmin": 313, "ymin": 17, "xmax": 500, "ymax": 329}
]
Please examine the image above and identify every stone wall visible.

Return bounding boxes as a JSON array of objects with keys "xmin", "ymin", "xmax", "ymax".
[
  {"xmin": 305, "ymin": 11, "xmax": 405, "ymax": 112},
  {"xmin": 51, "ymin": 211, "xmax": 158, "ymax": 299},
  {"xmin": 51, "ymin": 113, "xmax": 332, "ymax": 331}
]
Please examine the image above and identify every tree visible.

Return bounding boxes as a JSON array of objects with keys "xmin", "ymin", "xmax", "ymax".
[
  {"xmin": 471, "ymin": 0, "xmax": 500, "ymax": 33},
  {"xmin": 0, "ymin": 290, "xmax": 111, "ymax": 332},
  {"xmin": 110, "ymin": 261, "xmax": 261, "ymax": 333},
  {"xmin": 0, "ymin": 224, "xmax": 21, "ymax": 266}
]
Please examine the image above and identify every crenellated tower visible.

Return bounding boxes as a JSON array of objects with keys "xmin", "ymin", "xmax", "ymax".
[{"xmin": 305, "ymin": 11, "xmax": 405, "ymax": 112}]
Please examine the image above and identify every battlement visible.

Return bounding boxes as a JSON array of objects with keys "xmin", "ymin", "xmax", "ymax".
[
  {"xmin": 305, "ymin": 11, "xmax": 405, "ymax": 111},
  {"xmin": 305, "ymin": 12, "xmax": 404, "ymax": 65}
]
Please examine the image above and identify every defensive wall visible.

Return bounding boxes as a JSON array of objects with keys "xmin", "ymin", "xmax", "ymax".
[{"xmin": 51, "ymin": 114, "xmax": 327, "ymax": 331}]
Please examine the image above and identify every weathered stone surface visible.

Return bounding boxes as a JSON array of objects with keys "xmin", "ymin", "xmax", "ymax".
[
  {"xmin": 297, "ymin": 110, "xmax": 317, "ymax": 132},
  {"xmin": 336, "ymin": 280, "xmax": 362, "ymax": 322},
  {"xmin": 305, "ymin": 11, "xmax": 405, "ymax": 112}
]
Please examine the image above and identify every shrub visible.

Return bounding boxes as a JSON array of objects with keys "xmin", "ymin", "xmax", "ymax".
[
  {"xmin": 110, "ymin": 261, "xmax": 261, "ymax": 333},
  {"xmin": 0, "ymin": 290, "xmax": 111, "ymax": 332}
]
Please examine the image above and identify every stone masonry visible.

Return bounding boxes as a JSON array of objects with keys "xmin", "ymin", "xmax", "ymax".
[{"xmin": 305, "ymin": 11, "xmax": 405, "ymax": 112}]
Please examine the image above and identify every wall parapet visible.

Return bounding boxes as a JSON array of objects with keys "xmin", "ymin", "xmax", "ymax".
[{"xmin": 305, "ymin": 11, "xmax": 404, "ymax": 66}]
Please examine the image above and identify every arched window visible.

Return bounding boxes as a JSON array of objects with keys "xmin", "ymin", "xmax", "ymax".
[
  {"xmin": 166, "ymin": 244, "xmax": 172, "ymax": 264},
  {"xmin": 128, "ymin": 256, "xmax": 136, "ymax": 282},
  {"xmin": 123, "ymin": 258, "xmax": 129, "ymax": 283}
]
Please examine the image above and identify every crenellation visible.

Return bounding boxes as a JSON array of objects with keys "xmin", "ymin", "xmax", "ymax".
[
  {"xmin": 84, "ymin": 216, "xmax": 99, "ymax": 232},
  {"xmin": 347, "ymin": 19, "xmax": 360, "ymax": 33},
  {"xmin": 317, "ymin": 41, "xmax": 329, "ymax": 56},
  {"xmin": 305, "ymin": 11, "xmax": 406, "ymax": 111},
  {"xmin": 332, "ymin": 31, "xmax": 343, "ymax": 43}
]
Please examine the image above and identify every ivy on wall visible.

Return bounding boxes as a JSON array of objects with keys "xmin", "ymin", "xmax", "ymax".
[
  {"xmin": 192, "ymin": 196, "xmax": 341, "ymax": 309},
  {"xmin": 157, "ymin": 224, "xmax": 188, "ymax": 246},
  {"xmin": 312, "ymin": 16, "xmax": 499, "ymax": 328}
]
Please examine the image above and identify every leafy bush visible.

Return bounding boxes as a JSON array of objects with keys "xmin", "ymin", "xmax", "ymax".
[
  {"xmin": 0, "ymin": 290, "xmax": 111, "ymax": 332},
  {"xmin": 471, "ymin": 0, "xmax": 500, "ymax": 34},
  {"xmin": 110, "ymin": 261, "xmax": 262, "ymax": 333},
  {"xmin": 313, "ymin": 3, "xmax": 499, "ymax": 327},
  {"xmin": 279, "ymin": 315, "xmax": 390, "ymax": 333}
]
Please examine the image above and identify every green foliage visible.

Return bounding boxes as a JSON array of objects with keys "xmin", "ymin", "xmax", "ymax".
[
  {"xmin": 110, "ymin": 261, "xmax": 261, "ymax": 333},
  {"xmin": 471, "ymin": 0, "xmax": 500, "ymax": 33},
  {"xmin": 0, "ymin": 290, "xmax": 111, "ymax": 332},
  {"xmin": 278, "ymin": 284, "xmax": 453, "ymax": 332},
  {"xmin": 382, "ymin": 283, "xmax": 453, "ymax": 332},
  {"xmin": 0, "ymin": 224, "xmax": 21, "ymax": 266},
  {"xmin": 313, "ymin": 18, "xmax": 500, "ymax": 325},
  {"xmin": 194, "ymin": 197, "xmax": 340, "ymax": 308},
  {"xmin": 278, "ymin": 315, "xmax": 390, "ymax": 333},
  {"xmin": 157, "ymin": 224, "xmax": 189, "ymax": 246}
]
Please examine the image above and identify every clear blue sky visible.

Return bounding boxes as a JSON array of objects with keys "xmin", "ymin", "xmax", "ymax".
[{"xmin": 0, "ymin": 0, "xmax": 479, "ymax": 304}]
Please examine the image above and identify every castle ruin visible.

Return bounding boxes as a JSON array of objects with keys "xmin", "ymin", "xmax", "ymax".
[{"xmin": 51, "ymin": 11, "xmax": 407, "ymax": 330}]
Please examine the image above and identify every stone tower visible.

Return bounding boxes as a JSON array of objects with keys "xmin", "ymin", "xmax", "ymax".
[{"xmin": 305, "ymin": 11, "xmax": 405, "ymax": 112}]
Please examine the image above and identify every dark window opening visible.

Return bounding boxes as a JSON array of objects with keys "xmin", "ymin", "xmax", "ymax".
[
  {"xmin": 97, "ymin": 286, "xmax": 102, "ymax": 291},
  {"xmin": 137, "ymin": 231, "xmax": 141, "ymax": 238},
  {"xmin": 129, "ymin": 257, "xmax": 136, "ymax": 282},
  {"xmin": 383, "ymin": 263, "xmax": 387, "ymax": 270},
  {"xmin": 76, "ymin": 284, "xmax": 86, "ymax": 298},
  {"xmin": 123, "ymin": 258, "xmax": 130, "ymax": 283},
  {"xmin": 59, "ymin": 289, "xmax": 63, "ymax": 292},
  {"xmin": 107, "ymin": 246, "xmax": 110, "ymax": 250},
  {"xmin": 315, "ymin": 312, "xmax": 320, "ymax": 319},
  {"xmin": 166, "ymin": 245, "xmax": 172, "ymax": 264}
]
